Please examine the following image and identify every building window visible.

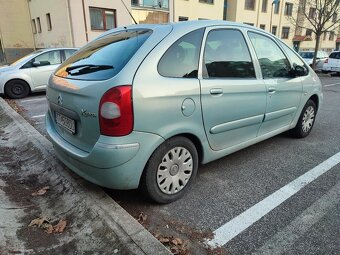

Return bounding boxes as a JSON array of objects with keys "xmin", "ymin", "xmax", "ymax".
[
  {"xmin": 333, "ymin": 13, "xmax": 337, "ymax": 22},
  {"xmin": 323, "ymin": 32, "xmax": 327, "ymax": 40},
  {"xmin": 274, "ymin": 1, "xmax": 280, "ymax": 14},
  {"xmin": 284, "ymin": 3, "xmax": 293, "ymax": 16},
  {"xmin": 305, "ymin": 29, "xmax": 312, "ymax": 37},
  {"xmin": 281, "ymin": 27, "xmax": 290, "ymax": 39},
  {"xmin": 131, "ymin": 0, "xmax": 139, "ymax": 5},
  {"xmin": 199, "ymin": 0, "xmax": 214, "ymax": 4},
  {"xmin": 272, "ymin": 25, "xmax": 277, "ymax": 35},
  {"xmin": 309, "ymin": 7, "xmax": 316, "ymax": 19},
  {"xmin": 36, "ymin": 17, "xmax": 41, "ymax": 33},
  {"xmin": 245, "ymin": 0, "xmax": 256, "ymax": 10},
  {"xmin": 260, "ymin": 24, "xmax": 266, "ymax": 30},
  {"xmin": 179, "ymin": 16, "xmax": 188, "ymax": 21},
  {"xmin": 89, "ymin": 7, "xmax": 116, "ymax": 31},
  {"xmin": 32, "ymin": 19, "xmax": 37, "ymax": 34},
  {"xmin": 262, "ymin": 0, "xmax": 268, "ymax": 12},
  {"xmin": 46, "ymin": 13, "xmax": 52, "ymax": 31},
  {"xmin": 329, "ymin": 31, "xmax": 335, "ymax": 41},
  {"xmin": 244, "ymin": 22, "xmax": 254, "ymax": 26}
]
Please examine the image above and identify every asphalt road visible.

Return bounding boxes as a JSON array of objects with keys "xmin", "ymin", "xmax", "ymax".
[{"xmin": 5, "ymin": 76, "xmax": 340, "ymax": 254}]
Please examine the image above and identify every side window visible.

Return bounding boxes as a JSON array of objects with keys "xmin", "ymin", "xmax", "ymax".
[
  {"xmin": 280, "ymin": 42, "xmax": 308, "ymax": 76},
  {"xmin": 158, "ymin": 28, "xmax": 204, "ymax": 78},
  {"xmin": 65, "ymin": 49, "xmax": 77, "ymax": 60},
  {"xmin": 34, "ymin": 50, "xmax": 62, "ymax": 66},
  {"xmin": 203, "ymin": 29, "xmax": 255, "ymax": 78},
  {"xmin": 248, "ymin": 32, "xmax": 291, "ymax": 79}
]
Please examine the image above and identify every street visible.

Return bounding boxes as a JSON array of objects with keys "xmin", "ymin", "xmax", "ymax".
[{"xmin": 5, "ymin": 76, "xmax": 340, "ymax": 254}]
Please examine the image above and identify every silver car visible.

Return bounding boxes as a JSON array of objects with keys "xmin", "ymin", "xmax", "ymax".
[
  {"xmin": 46, "ymin": 21, "xmax": 323, "ymax": 203},
  {"xmin": 299, "ymin": 50, "xmax": 329, "ymax": 70},
  {"xmin": 0, "ymin": 48, "xmax": 77, "ymax": 98}
]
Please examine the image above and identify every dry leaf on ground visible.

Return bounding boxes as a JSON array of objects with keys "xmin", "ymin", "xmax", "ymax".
[
  {"xmin": 137, "ymin": 212, "xmax": 147, "ymax": 224},
  {"xmin": 32, "ymin": 186, "xmax": 50, "ymax": 196},
  {"xmin": 28, "ymin": 216, "xmax": 49, "ymax": 227},
  {"xmin": 53, "ymin": 219, "xmax": 67, "ymax": 233},
  {"xmin": 28, "ymin": 217, "xmax": 67, "ymax": 234}
]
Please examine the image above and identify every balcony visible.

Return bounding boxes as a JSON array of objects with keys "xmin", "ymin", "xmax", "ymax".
[{"xmin": 131, "ymin": 0, "xmax": 169, "ymax": 10}]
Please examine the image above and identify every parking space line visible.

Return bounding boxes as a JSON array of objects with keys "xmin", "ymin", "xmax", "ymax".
[
  {"xmin": 253, "ymin": 182, "xmax": 340, "ymax": 255},
  {"xmin": 324, "ymin": 83, "xmax": 340, "ymax": 87},
  {"xmin": 206, "ymin": 152, "xmax": 340, "ymax": 248},
  {"xmin": 32, "ymin": 114, "xmax": 45, "ymax": 119},
  {"xmin": 20, "ymin": 97, "xmax": 46, "ymax": 103}
]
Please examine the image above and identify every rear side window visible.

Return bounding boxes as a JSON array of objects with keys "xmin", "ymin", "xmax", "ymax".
[
  {"xmin": 280, "ymin": 42, "xmax": 308, "ymax": 76},
  {"xmin": 203, "ymin": 29, "xmax": 255, "ymax": 78},
  {"xmin": 158, "ymin": 28, "xmax": 204, "ymax": 78},
  {"xmin": 55, "ymin": 29, "xmax": 152, "ymax": 80}
]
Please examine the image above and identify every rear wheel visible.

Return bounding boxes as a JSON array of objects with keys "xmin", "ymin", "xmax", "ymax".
[
  {"xmin": 5, "ymin": 80, "xmax": 30, "ymax": 99},
  {"xmin": 141, "ymin": 136, "xmax": 198, "ymax": 204},
  {"xmin": 291, "ymin": 100, "xmax": 316, "ymax": 138}
]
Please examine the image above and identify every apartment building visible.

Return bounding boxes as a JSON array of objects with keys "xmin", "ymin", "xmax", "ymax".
[
  {"xmin": 131, "ymin": 0, "xmax": 173, "ymax": 23},
  {"xmin": 28, "ymin": 0, "xmax": 132, "ymax": 49},
  {"xmin": 0, "ymin": 0, "xmax": 35, "ymax": 64}
]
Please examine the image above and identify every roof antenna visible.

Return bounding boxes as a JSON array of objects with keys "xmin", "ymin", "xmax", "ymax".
[{"xmin": 120, "ymin": 0, "xmax": 138, "ymax": 25}]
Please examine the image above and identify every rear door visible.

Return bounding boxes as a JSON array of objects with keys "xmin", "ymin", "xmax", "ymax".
[
  {"xmin": 247, "ymin": 32, "xmax": 302, "ymax": 135},
  {"xmin": 199, "ymin": 27, "xmax": 266, "ymax": 151}
]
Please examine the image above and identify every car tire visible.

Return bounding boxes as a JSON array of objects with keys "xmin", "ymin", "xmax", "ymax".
[
  {"xmin": 291, "ymin": 99, "xmax": 317, "ymax": 138},
  {"xmin": 141, "ymin": 136, "xmax": 198, "ymax": 204},
  {"xmin": 5, "ymin": 79, "xmax": 30, "ymax": 99}
]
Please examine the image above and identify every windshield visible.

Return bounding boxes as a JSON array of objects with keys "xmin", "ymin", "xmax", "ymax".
[
  {"xmin": 10, "ymin": 50, "xmax": 44, "ymax": 66},
  {"xmin": 55, "ymin": 29, "xmax": 152, "ymax": 81},
  {"xmin": 299, "ymin": 52, "xmax": 314, "ymax": 59}
]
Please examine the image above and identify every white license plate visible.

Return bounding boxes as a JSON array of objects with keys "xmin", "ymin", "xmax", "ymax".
[{"xmin": 55, "ymin": 112, "xmax": 75, "ymax": 134}]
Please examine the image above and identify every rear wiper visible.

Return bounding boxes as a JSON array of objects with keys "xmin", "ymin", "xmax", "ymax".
[{"xmin": 66, "ymin": 64, "xmax": 113, "ymax": 75}]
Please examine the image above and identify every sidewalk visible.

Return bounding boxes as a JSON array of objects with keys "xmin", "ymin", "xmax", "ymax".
[{"xmin": 0, "ymin": 97, "xmax": 171, "ymax": 255}]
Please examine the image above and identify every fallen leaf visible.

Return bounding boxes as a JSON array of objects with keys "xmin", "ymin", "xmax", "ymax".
[
  {"xmin": 53, "ymin": 219, "xmax": 67, "ymax": 233},
  {"xmin": 158, "ymin": 237, "xmax": 170, "ymax": 243},
  {"xmin": 137, "ymin": 212, "xmax": 147, "ymax": 224},
  {"xmin": 32, "ymin": 186, "xmax": 50, "ymax": 196},
  {"xmin": 46, "ymin": 224, "xmax": 54, "ymax": 234},
  {"xmin": 28, "ymin": 217, "xmax": 49, "ymax": 228}
]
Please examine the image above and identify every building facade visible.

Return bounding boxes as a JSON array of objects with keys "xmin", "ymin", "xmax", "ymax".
[
  {"xmin": 0, "ymin": 0, "xmax": 35, "ymax": 64},
  {"xmin": 131, "ymin": 0, "xmax": 172, "ymax": 23}
]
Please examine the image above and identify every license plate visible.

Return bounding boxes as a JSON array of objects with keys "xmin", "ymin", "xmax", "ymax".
[{"xmin": 55, "ymin": 112, "xmax": 75, "ymax": 134}]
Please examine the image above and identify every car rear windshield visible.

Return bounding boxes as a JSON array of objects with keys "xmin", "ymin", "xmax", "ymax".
[
  {"xmin": 55, "ymin": 29, "xmax": 152, "ymax": 81},
  {"xmin": 329, "ymin": 52, "xmax": 340, "ymax": 59},
  {"xmin": 299, "ymin": 52, "xmax": 313, "ymax": 58}
]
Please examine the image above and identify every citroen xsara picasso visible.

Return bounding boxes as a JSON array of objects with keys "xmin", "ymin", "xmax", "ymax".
[{"xmin": 46, "ymin": 21, "xmax": 323, "ymax": 203}]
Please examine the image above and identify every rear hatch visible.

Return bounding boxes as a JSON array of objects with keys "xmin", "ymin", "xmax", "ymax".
[
  {"xmin": 47, "ymin": 27, "xmax": 168, "ymax": 152},
  {"xmin": 328, "ymin": 52, "xmax": 340, "ymax": 69}
]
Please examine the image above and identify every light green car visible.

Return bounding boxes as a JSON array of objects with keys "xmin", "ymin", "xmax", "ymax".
[{"xmin": 46, "ymin": 21, "xmax": 323, "ymax": 203}]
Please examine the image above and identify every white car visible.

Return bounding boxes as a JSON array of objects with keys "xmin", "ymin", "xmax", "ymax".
[
  {"xmin": 0, "ymin": 48, "xmax": 77, "ymax": 99},
  {"xmin": 299, "ymin": 51, "xmax": 329, "ymax": 71},
  {"xmin": 322, "ymin": 51, "xmax": 340, "ymax": 75}
]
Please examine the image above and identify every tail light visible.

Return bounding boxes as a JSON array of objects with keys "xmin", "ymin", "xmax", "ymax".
[
  {"xmin": 324, "ymin": 58, "xmax": 328, "ymax": 63},
  {"xmin": 99, "ymin": 85, "xmax": 133, "ymax": 136}
]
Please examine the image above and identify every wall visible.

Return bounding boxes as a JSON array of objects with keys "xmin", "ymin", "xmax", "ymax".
[
  {"xmin": 28, "ymin": 0, "xmax": 73, "ymax": 49},
  {"xmin": 69, "ymin": 0, "xmax": 132, "ymax": 48},
  {"xmin": 0, "ymin": 0, "xmax": 35, "ymax": 64},
  {"xmin": 174, "ymin": 0, "xmax": 224, "ymax": 21}
]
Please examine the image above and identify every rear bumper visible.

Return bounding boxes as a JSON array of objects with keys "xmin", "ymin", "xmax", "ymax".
[{"xmin": 46, "ymin": 112, "xmax": 165, "ymax": 189}]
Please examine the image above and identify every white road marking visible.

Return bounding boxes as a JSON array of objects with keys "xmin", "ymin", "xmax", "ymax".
[
  {"xmin": 20, "ymin": 97, "xmax": 46, "ymax": 103},
  {"xmin": 207, "ymin": 152, "xmax": 340, "ymax": 248},
  {"xmin": 32, "ymin": 114, "xmax": 45, "ymax": 119},
  {"xmin": 253, "ymin": 182, "xmax": 340, "ymax": 255},
  {"xmin": 324, "ymin": 83, "xmax": 340, "ymax": 87}
]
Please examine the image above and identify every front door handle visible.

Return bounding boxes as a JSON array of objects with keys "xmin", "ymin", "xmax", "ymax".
[
  {"xmin": 210, "ymin": 88, "xmax": 223, "ymax": 95},
  {"xmin": 268, "ymin": 87, "xmax": 276, "ymax": 94}
]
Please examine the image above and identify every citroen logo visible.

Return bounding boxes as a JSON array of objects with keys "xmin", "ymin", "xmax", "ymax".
[{"xmin": 57, "ymin": 94, "xmax": 63, "ymax": 105}]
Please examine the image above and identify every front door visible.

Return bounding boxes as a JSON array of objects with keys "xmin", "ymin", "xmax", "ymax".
[
  {"xmin": 199, "ymin": 28, "xmax": 266, "ymax": 151},
  {"xmin": 29, "ymin": 50, "xmax": 62, "ymax": 89},
  {"xmin": 247, "ymin": 32, "xmax": 302, "ymax": 136}
]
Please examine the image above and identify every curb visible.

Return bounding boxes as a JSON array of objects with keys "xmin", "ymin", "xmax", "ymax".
[{"xmin": 0, "ymin": 97, "xmax": 171, "ymax": 255}]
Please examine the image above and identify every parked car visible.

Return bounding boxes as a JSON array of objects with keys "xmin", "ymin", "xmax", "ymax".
[
  {"xmin": 299, "ymin": 50, "xmax": 329, "ymax": 70},
  {"xmin": 46, "ymin": 21, "xmax": 323, "ymax": 203},
  {"xmin": 322, "ymin": 51, "xmax": 340, "ymax": 75},
  {"xmin": 0, "ymin": 48, "xmax": 77, "ymax": 99}
]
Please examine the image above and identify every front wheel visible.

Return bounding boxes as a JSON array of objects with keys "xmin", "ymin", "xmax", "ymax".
[
  {"xmin": 291, "ymin": 100, "xmax": 316, "ymax": 138},
  {"xmin": 141, "ymin": 136, "xmax": 198, "ymax": 204},
  {"xmin": 5, "ymin": 80, "xmax": 30, "ymax": 99}
]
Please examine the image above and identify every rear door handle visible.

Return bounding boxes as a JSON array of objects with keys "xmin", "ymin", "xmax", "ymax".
[
  {"xmin": 210, "ymin": 88, "xmax": 223, "ymax": 95},
  {"xmin": 268, "ymin": 87, "xmax": 276, "ymax": 94}
]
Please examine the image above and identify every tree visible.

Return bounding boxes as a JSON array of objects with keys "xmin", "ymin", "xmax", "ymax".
[{"xmin": 289, "ymin": 0, "xmax": 340, "ymax": 69}]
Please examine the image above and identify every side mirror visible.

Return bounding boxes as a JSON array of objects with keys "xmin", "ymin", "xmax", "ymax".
[
  {"xmin": 32, "ymin": 61, "xmax": 41, "ymax": 67},
  {"xmin": 293, "ymin": 64, "xmax": 307, "ymax": 77}
]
